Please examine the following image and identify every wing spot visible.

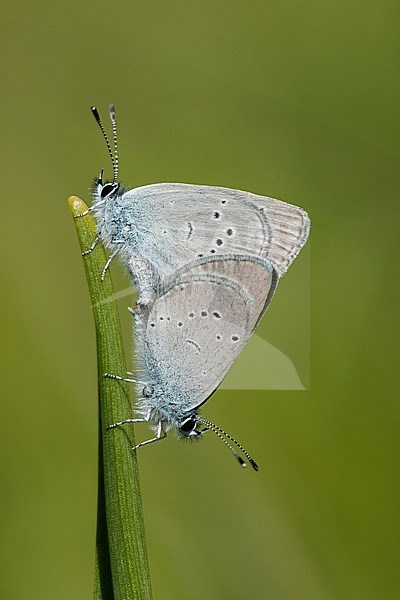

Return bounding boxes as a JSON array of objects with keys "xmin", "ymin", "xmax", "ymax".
[{"xmin": 185, "ymin": 339, "xmax": 201, "ymax": 352}]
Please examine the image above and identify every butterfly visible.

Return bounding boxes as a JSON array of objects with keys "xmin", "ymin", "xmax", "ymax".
[{"xmin": 75, "ymin": 105, "xmax": 310, "ymax": 469}]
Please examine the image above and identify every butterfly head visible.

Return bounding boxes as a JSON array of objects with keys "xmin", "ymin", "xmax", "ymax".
[
  {"xmin": 93, "ymin": 169, "xmax": 120, "ymax": 202},
  {"xmin": 91, "ymin": 105, "xmax": 121, "ymax": 203},
  {"xmin": 178, "ymin": 413, "xmax": 203, "ymax": 439}
]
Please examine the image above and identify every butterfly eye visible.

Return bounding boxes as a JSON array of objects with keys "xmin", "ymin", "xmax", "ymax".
[
  {"xmin": 142, "ymin": 384, "xmax": 154, "ymax": 398},
  {"xmin": 179, "ymin": 415, "xmax": 198, "ymax": 434},
  {"xmin": 101, "ymin": 182, "xmax": 119, "ymax": 199}
]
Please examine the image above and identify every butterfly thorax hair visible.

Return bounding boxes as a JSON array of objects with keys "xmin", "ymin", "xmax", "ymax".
[
  {"xmin": 91, "ymin": 173, "xmax": 137, "ymax": 255},
  {"xmin": 135, "ymin": 382, "xmax": 202, "ymax": 440}
]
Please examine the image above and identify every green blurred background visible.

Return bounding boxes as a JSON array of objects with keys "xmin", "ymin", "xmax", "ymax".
[{"xmin": 1, "ymin": 2, "xmax": 398, "ymax": 599}]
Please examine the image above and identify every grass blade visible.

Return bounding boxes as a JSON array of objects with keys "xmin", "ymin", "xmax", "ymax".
[{"xmin": 68, "ymin": 196, "xmax": 152, "ymax": 600}]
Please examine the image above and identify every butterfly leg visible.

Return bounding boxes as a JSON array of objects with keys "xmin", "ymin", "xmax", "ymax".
[
  {"xmin": 81, "ymin": 235, "xmax": 99, "ymax": 256},
  {"xmin": 104, "ymin": 372, "xmax": 146, "ymax": 385},
  {"xmin": 131, "ymin": 421, "xmax": 166, "ymax": 452},
  {"xmin": 106, "ymin": 417, "xmax": 147, "ymax": 430},
  {"xmin": 127, "ymin": 306, "xmax": 139, "ymax": 318},
  {"xmin": 100, "ymin": 248, "xmax": 119, "ymax": 281},
  {"xmin": 106, "ymin": 408, "xmax": 152, "ymax": 431},
  {"xmin": 100, "ymin": 241, "xmax": 125, "ymax": 280},
  {"xmin": 74, "ymin": 197, "xmax": 108, "ymax": 219},
  {"xmin": 74, "ymin": 205, "xmax": 94, "ymax": 218}
]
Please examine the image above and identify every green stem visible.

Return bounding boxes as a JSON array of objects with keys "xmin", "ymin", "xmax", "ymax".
[{"xmin": 68, "ymin": 196, "xmax": 152, "ymax": 600}]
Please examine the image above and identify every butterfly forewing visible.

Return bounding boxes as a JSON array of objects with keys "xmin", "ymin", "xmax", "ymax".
[{"xmin": 123, "ymin": 183, "xmax": 310, "ymax": 279}]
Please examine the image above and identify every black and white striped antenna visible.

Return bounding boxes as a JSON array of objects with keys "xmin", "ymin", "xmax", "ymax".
[
  {"xmin": 199, "ymin": 417, "xmax": 259, "ymax": 471},
  {"xmin": 91, "ymin": 105, "xmax": 118, "ymax": 183}
]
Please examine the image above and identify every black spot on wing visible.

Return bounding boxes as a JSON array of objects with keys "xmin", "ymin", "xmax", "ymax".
[{"xmin": 185, "ymin": 339, "xmax": 201, "ymax": 353}]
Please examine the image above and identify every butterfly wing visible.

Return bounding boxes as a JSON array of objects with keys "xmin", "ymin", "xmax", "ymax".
[
  {"xmin": 123, "ymin": 183, "xmax": 310, "ymax": 278},
  {"xmin": 137, "ymin": 256, "xmax": 276, "ymax": 411},
  {"xmin": 174, "ymin": 254, "xmax": 278, "ymax": 330}
]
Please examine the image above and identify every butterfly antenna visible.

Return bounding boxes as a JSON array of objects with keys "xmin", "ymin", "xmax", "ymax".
[
  {"xmin": 201, "ymin": 423, "xmax": 247, "ymax": 468},
  {"xmin": 91, "ymin": 106, "xmax": 116, "ymax": 180},
  {"xmin": 199, "ymin": 417, "xmax": 259, "ymax": 471},
  {"xmin": 108, "ymin": 104, "xmax": 118, "ymax": 182}
]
